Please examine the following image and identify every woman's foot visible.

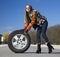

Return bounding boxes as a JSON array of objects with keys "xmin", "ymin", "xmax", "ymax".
[
  {"xmin": 47, "ymin": 42, "xmax": 54, "ymax": 53},
  {"xmin": 36, "ymin": 44, "xmax": 41, "ymax": 53}
]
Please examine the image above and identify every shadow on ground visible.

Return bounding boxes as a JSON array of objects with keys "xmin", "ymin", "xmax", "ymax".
[{"xmin": 18, "ymin": 52, "xmax": 60, "ymax": 54}]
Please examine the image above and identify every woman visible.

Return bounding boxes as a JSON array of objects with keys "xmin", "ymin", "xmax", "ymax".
[{"xmin": 24, "ymin": 4, "xmax": 54, "ymax": 53}]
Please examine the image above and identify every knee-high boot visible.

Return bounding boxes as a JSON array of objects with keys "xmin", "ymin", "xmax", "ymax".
[
  {"xmin": 36, "ymin": 44, "xmax": 41, "ymax": 53},
  {"xmin": 47, "ymin": 42, "xmax": 54, "ymax": 53}
]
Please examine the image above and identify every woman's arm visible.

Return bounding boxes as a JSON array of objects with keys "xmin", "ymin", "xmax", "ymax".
[{"xmin": 27, "ymin": 11, "xmax": 37, "ymax": 30}]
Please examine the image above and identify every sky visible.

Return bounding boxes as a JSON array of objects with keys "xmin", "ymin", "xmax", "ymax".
[{"xmin": 0, "ymin": 0, "xmax": 60, "ymax": 34}]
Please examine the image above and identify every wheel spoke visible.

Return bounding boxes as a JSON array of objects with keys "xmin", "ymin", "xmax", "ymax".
[
  {"xmin": 21, "ymin": 38, "xmax": 27, "ymax": 46},
  {"xmin": 13, "ymin": 36, "xmax": 18, "ymax": 41},
  {"xmin": 12, "ymin": 41, "xmax": 18, "ymax": 47},
  {"xmin": 20, "ymin": 35, "xmax": 25, "ymax": 40},
  {"xmin": 17, "ymin": 34, "xmax": 21, "ymax": 38}
]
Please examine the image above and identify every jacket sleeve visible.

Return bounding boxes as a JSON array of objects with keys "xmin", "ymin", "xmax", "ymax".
[{"xmin": 27, "ymin": 11, "xmax": 37, "ymax": 30}]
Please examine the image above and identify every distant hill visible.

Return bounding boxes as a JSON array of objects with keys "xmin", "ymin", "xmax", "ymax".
[
  {"xmin": 29, "ymin": 25, "xmax": 60, "ymax": 44},
  {"xmin": 47, "ymin": 25, "xmax": 60, "ymax": 44}
]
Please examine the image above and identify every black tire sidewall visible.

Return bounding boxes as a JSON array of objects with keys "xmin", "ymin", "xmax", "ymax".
[{"xmin": 8, "ymin": 29, "xmax": 31, "ymax": 53}]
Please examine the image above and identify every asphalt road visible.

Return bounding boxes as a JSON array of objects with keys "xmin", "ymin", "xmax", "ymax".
[{"xmin": 0, "ymin": 45, "xmax": 60, "ymax": 57}]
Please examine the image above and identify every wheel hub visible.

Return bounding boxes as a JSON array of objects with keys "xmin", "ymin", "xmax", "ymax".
[{"xmin": 12, "ymin": 34, "xmax": 27, "ymax": 49}]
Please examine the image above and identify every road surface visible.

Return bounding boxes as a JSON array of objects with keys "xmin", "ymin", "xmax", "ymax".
[{"xmin": 0, "ymin": 44, "xmax": 60, "ymax": 57}]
